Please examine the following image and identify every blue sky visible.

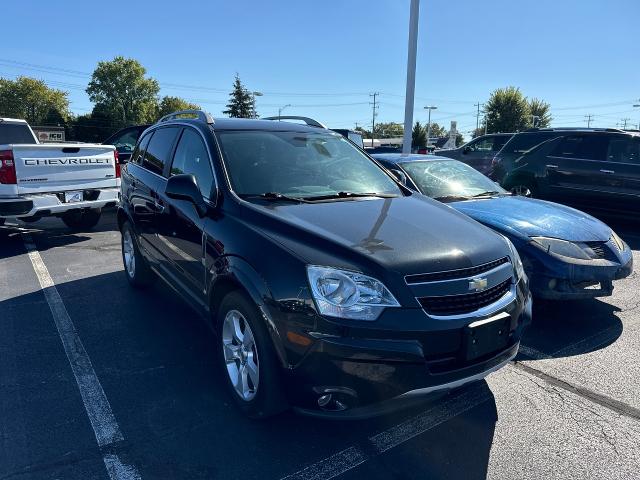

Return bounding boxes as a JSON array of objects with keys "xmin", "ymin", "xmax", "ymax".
[{"xmin": 4, "ymin": 0, "xmax": 640, "ymax": 137}]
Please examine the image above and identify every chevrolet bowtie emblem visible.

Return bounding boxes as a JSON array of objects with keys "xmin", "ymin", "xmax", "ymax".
[{"xmin": 469, "ymin": 277, "xmax": 488, "ymax": 292}]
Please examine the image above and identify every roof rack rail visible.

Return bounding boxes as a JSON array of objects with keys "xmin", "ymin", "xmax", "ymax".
[
  {"xmin": 158, "ymin": 109, "xmax": 214, "ymax": 124},
  {"xmin": 262, "ymin": 116, "xmax": 327, "ymax": 128}
]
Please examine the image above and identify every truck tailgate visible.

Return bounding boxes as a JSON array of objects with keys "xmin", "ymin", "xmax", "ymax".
[{"xmin": 11, "ymin": 144, "xmax": 118, "ymax": 194}]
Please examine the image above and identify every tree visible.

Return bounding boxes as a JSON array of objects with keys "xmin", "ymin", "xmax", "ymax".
[
  {"xmin": 412, "ymin": 122, "xmax": 426, "ymax": 147},
  {"xmin": 86, "ymin": 56, "xmax": 159, "ymax": 128},
  {"xmin": 484, "ymin": 86, "xmax": 530, "ymax": 133},
  {"xmin": 223, "ymin": 74, "xmax": 255, "ymax": 118},
  {"xmin": 427, "ymin": 122, "xmax": 447, "ymax": 138},
  {"xmin": 528, "ymin": 98, "xmax": 552, "ymax": 128},
  {"xmin": 67, "ymin": 103, "xmax": 120, "ymax": 143},
  {"xmin": 373, "ymin": 122, "xmax": 404, "ymax": 138},
  {"xmin": 0, "ymin": 76, "xmax": 69, "ymax": 124},
  {"xmin": 455, "ymin": 133, "xmax": 464, "ymax": 146},
  {"xmin": 157, "ymin": 96, "xmax": 200, "ymax": 119}
]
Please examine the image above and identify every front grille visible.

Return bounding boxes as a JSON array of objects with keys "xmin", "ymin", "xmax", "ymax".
[
  {"xmin": 418, "ymin": 278, "xmax": 512, "ymax": 316},
  {"xmin": 406, "ymin": 257, "xmax": 509, "ymax": 284},
  {"xmin": 583, "ymin": 241, "xmax": 616, "ymax": 261}
]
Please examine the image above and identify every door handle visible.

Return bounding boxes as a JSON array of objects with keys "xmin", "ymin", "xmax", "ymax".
[
  {"xmin": 154, "ymin": 200, "xmax": 165, "ymax": 213},
  {"xmin": 546, "ymin": 164, "xmax": 559, "ymax": 169},
  {"xmin": 600, "ymin": 169, "xmax": 615, "ymax": 174}
]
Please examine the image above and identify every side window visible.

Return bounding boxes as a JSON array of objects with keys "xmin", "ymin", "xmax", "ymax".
[
  {"xmin": 493, "ymin": 136, "xmax": 510, "ymax": 151},
  {"xmin": 607, "ymin": 137, "xmax": 640, "ymax": 164},
  {"xmin": 551, "ymin": 135, "xmax": 608, "ymax": 161},
  {"xmin": 468, "ymin": 138, "xmax": 493, "ymax": 152},
  {"xmin": 170, "ymin": 128, "xmax": 214, "ymax": 197},
  {"xmin": 131, "ymin": 132, "xmax": 152, "ymax": 166},
  {"xmin": 142, "ymin": 127, "xmax": 180, "ymax": 175},
  {"xmin": 508, "ymin": 133, "xmax": 555, "ymax": 154}
]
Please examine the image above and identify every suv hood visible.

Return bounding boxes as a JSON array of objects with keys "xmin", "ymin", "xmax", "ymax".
[
  {"xmin": 242, "ymin": 194, "xmax": 510, "ymax": 277},
  {"xmin": 452, "ymin": 196, "xmax": 612, "ymax": 242}
]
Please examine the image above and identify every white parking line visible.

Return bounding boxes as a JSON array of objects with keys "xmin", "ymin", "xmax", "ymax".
[
  {"xmin": 22, "ymin": 234, "xmax": 141, "ymax": 480},
  {"xmin": 281, "ymin": 385, "xmax": 492, "ymax": 480}
]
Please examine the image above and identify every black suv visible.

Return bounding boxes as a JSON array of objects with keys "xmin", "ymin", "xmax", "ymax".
[
  {"xmin": 118, "ymin": 110, "xmax": 532, "ymax": 418},
  {"xmin": 491, "ymin": 128, "xmax": 640, "ymax": 214}
]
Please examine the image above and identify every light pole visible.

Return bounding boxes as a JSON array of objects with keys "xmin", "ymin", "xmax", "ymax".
[
  {"xmin": 634, "ymin": 103, "xmax": 640, "ymax": 130},
  {"xmin": 252, "ymin": 91, "xmax": 263, "ymax": 118},
  {"xmin": 402, "ymin": 0, "xmax": 420, "ymax": 154},
  {"xmin": 278, "ymin": 104, "xmax": 292, "ymax": 120},
  {"xmin": 424, "ymin": 106, "xmax": 437, "ymax": 148}
]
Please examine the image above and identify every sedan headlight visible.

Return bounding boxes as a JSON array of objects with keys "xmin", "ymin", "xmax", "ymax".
[
  {"xmin": 530, "ymin": 236, "xmax": 591, "ymax": 260},
  {"xmin": 307, "ymin": 266, "xmax": 400, "ymax": 321},
  {"xmin": 503, "ymin": 237, "xmax": 525, "ymax": 280},
  {"xmin": 611, "ymin": 230, "xmax": 625, "ymax": 252}
]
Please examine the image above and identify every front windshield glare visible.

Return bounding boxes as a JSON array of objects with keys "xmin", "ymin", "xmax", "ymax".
[
  {"xmin": 216, "ymin": 131, "xmax": 401, "ymax": 198},
  {"xmin": 402, "ymin": 160, "xmax": 506, "ymax": 199}
]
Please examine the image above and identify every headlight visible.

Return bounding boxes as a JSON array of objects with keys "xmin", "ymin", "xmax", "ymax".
[
  {"xmin": 530, "ymin": 236, "xmax": 591, "ymax": 260},
  {"xmin": 306, "ymin": 265, "xmax": 400, "ymax": 321},
  {"xmin": 611, "ymin": 230, "xmax": 625, "ymax": 252},
  {"xmin": 503, "ymin": 237, "xmax": 525, "ymax": 280}
]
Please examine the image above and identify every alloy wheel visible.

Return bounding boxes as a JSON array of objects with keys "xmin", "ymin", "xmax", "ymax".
[
  {"xmin": 222, "ymin": 309, "xmax": 259, "ymax": 401},
  {"xmin": 122, "ymin": 229, "xmax": 136, "ymax": 278}
]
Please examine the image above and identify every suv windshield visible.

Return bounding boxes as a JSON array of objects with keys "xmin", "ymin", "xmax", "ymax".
[
  {"xmin": 402, "ymin": 160, "xmax": 507, "ymax": 200},
  {"xmin": 216, "ymin": 130, "xmax": 401, "ymax": 199}
]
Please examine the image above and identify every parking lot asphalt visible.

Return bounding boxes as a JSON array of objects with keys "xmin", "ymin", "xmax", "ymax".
[{"xmin": 1, "ymin": 210, "xmax": 639, "ymax": 480}]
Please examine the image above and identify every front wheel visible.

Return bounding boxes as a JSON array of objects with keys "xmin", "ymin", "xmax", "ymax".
[
  {"xmin": 216, "ymin": 291, "xmax": 287, "ymax": 419},
  {"xmin": 61, "ymin": 208, "xmax": 102, "ymax": 230}
]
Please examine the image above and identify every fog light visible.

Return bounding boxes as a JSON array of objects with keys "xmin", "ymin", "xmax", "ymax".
[
  {"xmin": 548, "ymin": 279, "xmax": 557, "ymax": 290},
  {"xmin": 318, "ymin": 394, "xmax": 332, "ymax": 407}
]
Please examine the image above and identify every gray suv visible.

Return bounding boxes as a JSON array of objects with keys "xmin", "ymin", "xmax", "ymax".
[{"xmin": 436, "ymin": 133, "xmax": 513, "ymax": 175}]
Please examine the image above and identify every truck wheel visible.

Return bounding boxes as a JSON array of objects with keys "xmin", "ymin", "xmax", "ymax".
[
  {"xmin": 216, "ymin": 291, "xmax": 288, "ymax": 419},
  {"xmin": 62, "ymin": 209, "xmax": 102, "ymax": 230},
  {"xmin": 121, "ymin": 221, "xmax": 155, "ymax": 288}
]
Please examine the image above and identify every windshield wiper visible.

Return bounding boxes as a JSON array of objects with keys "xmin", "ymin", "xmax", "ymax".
[
  {"xmin": 470, "ymin": 190, "xmax": 503, "ymax": 198},
  {"xmin": 303, "ymin": 191, "xmax": 398, "ymax": 201},
  {"xmin": 433, "ymin": 195, "xmax": 470, "ymax": 202},
  {"xmin": 240, "ymin": 192, "xmax": 311, "ymax": 203}
]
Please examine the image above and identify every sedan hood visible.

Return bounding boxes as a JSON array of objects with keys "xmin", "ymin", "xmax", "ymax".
[
  {"xmin": 241, "ymin": 194, "xmax": 510, "ymax": 277},
  {"xmin": 452, "ymin": 196, "xmax": 612, "ymax": 242}
]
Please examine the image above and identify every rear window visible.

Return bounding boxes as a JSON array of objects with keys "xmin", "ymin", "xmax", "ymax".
[
  {"xmin": 142, "ymin": 127, "xmax": 180, "ymax": 175},
  {"xmin": 0, "ymin": 123, "xmax": 37, "ymax": 144},
  {"xmin": 502, "ymin": 132, "xmax": 556, "ymax": 155},
  {"xmin": 551, "ymin": 135, "xmax": 608, "ymax": 161},
  {"xmin": 606, "ymin": 136, "xmax": 640, "ymax": 164}
]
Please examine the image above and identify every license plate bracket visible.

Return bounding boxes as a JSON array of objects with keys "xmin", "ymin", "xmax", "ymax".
[
  {"xmin": 464, "ymin": 312, "xmax": 511, "ymax": 361},
  {"xmin": 64, "ymin": 191, "xmax": 83, "ymax": 203}
]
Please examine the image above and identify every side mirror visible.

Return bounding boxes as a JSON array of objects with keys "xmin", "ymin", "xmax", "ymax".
[
  {"xmin": 463, "ymin": 146, "xmax": 471, "ymax": 154},
  {"xmin": 389, "ymin": 168, "xmax": 408, "ymax": 185},
  {"xmin": 165, "ymin": 174, "xmax": 208, "ymax": 217}
]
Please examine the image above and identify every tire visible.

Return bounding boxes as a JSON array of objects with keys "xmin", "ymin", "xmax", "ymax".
[
  {"xmin": 121, "ymin": 221, "xmax": 155, "ymax": 288},
  {"xmin": 509, "ymin": 179, "xmax": 537, "ymax": 198},
  {"xmin": 216, "ymin": 291, "xmax": 288, "ymax": 419},
  {"xmin": 61, "ymin": 208, "xmax": 102, "ymax": 230}
]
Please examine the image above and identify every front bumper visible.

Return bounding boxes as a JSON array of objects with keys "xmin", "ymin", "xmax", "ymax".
[
  {"xmin": 285, "ymin": 283, "xmax": 532, "ymax": 418},
  {"xmin": 0, "ymin": 188, "xmax": 120, "ymax": 219},
  {"xmin": 524, "ymin": 245, "xmax": 634, "ymax": 300}
]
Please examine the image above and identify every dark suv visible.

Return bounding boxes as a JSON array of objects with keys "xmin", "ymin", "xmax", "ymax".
[
  {"xmin": 118, "ymin": 110, "xmax": 531, "ymax": 418},
  {"xmin": 491, "ymin": 128, "xmax": 640, "ymax": 214}
]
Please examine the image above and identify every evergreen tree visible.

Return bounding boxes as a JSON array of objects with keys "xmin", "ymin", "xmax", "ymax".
[
  {"xmin": 412, "ymin": 121, "xmax": 426, "ymax": 147},
  {"xmin": 223, "ymin": 74, "xmax": 255, "ymax": 118}
]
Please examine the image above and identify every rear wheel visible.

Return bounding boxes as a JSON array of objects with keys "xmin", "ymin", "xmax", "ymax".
[
  {"xmin": 62, "ymin": 208, "xmax": 102, "ymax": 230},
  {"xmin": 121, "ymin": 221, "xmax": 155, "ymax": 288},
  {"xmin": 216, "ymin": 291, "xmax": 287, "ymax": 419}
]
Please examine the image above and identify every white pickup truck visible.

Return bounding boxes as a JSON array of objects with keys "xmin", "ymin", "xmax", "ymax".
[{"xmin": 0, "ymin": 118, "xmax": 120, "ymax": 229}]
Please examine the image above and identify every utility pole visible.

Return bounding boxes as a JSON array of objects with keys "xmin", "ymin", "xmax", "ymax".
[
  {"xmin": 370, "ymin": 92, "xmax": 379, "ymax": 148},
  {"xmin": 474, "ymin": 102, "xmax": 483, "ymax": 131},
  {"xmin": 402, "ymin": 0, "xmax": 420, "ymax": 154},
  {"xmin": 585, "ymin": 114, "xmax": 594, "ymax": 128},
  {"xmin": 424, "ymin": 105, "xmax": 437, "ymax": 148},
  {"xmin": 634, "ymin": 103, "xmax": 640, "ymax": 130},
  {"xmin": 484, "ymin": 115, "xmax": 488, "ymax": 135},
  {"xmin": 531, "ymin": 115, "xmax": 540, "ymax": 128},
  {"xmin": 620, "ymin": 118, "xmax": 630, "ymax": 129}
]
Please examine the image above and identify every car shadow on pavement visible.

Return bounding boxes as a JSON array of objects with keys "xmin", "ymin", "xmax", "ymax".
[
  {"xmin": 0, "ymin": 268, "xmax": 499, "ymax": 480},
  {"xmin": 518, "ymin": 298, "xmax": 622, "ymax": 360}
]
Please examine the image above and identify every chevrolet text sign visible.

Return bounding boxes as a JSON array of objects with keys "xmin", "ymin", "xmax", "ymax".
[{"xmin": 24, "ymin": 158, "xmax": 111, "ymax": 166}]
